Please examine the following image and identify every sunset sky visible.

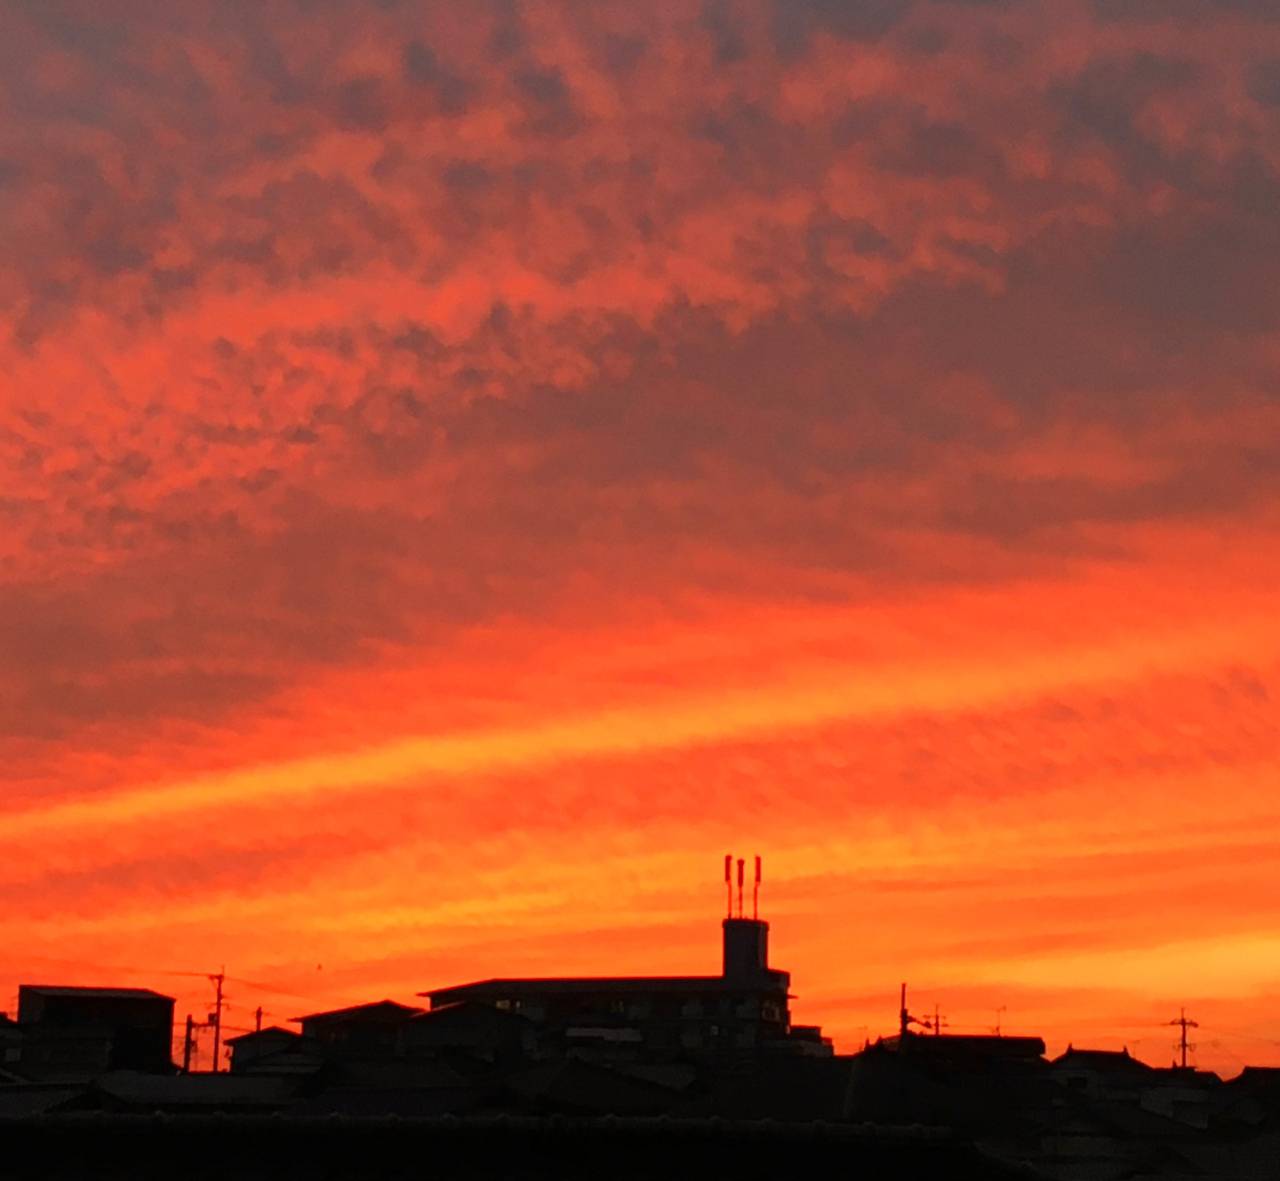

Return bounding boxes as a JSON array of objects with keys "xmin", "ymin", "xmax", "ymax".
[{"xmin": 3, "ymin": 0, "xmax": 1280, "ymax": 1074}]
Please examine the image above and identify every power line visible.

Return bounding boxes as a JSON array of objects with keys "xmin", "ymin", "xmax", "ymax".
[{"xmin": 3, "ymin": 958, "xmax": 364, "ymax": 1009}]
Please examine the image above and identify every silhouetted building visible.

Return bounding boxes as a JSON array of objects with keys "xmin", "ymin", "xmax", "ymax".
[
  {"xmin": 1051, "ymin": 1045, "xmax": 1153, "ymax": 1102},
  {"xmin": 14, "ymin": 985, "xmax": 174, "ymax": 1079},
  {"xmin": 400, "ymin": 1001, "xmax": 536, "ymax": 1063},
  {"xmin": 291, "ymin": 1000, "xmax": 425, "ymax": 1060},
  {"xmin": 226, "ymin": 1026, "xmax": 323, "ymax": 1076},
  {"xmin": 847, "ymin": 1034, "xmax": 1054, "ymax": 1156},
  {"xmin": 421, "ymin": 917, "xmax": 831, "ymax": 1062},
  {"xmin": 1140, "ymin": 1066, "xmax": 1221, "ymax": 1129},
  {"xmin": 879, "ymin": 1032, "xmax": 1047, "ymax": 1062}
]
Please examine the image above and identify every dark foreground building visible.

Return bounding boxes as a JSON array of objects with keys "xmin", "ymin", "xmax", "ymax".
[
  {"xmin": 420, "ymin": 915, "xmax": 832, "ymax": 1062},
  {"xmin": 10, "ymin": 986, "xmax": 175, "ymax": 1079}
]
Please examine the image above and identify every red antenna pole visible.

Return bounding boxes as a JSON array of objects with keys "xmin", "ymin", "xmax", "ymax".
[
  {"xmin": 736, "ymin": 858, "xmax": 745, "ymax": 918},
  {"xmin": 753, "ymin": 855, "xmax": 761, "ymax": 919},
  {"xmin": 724, "ymin": 854, "xmax": 732, "ymax": 918}
]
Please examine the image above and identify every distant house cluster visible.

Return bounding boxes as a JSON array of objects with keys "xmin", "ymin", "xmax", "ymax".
[{"xmin": 5, "ymin": 915, "xmax": 1280, "ymax": 1178}]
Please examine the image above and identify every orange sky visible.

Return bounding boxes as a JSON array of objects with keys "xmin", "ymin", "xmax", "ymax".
[{"xmin": 3, "ymin": 0, "xmax": 1280, "ymax": 1075}]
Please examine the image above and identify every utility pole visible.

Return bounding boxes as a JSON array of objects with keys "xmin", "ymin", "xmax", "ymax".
[
  {"xmin": 899, "ymin": 983, "xmax": 929, "ymax": 1043},
  {"xmin": 994, "ymin": 1006, "xmax": 1007, "ymax": 1037},
  {"xmin": 1168, "ymin": 1008, "xmax": 1199, "ymax": 1070},
  {"xmin": 182, "ymin": 1014, "xmax": 195, "ymax": 1073},
  {"xmin": 209, "ymin": 969, "xmax": 225, "ymax": 1074}
]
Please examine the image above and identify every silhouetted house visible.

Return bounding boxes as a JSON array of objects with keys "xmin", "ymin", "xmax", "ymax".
[
  {"xmin": 1140, "ymin": 1066, "xmax": 1222, "ymax": 1129},
  {"xmin": 225, "ymin": 1026, "xmax": 324, "ymax": 1076},
  {"xmin": 847, "ymin": 1035, "xmax": 1053, "ymax": 1153},
  {"xmin": 421, "ymin": 917, "xmax": 831, "ymax": 1062},
  {"xmin": 400, "ymin": 1001, "xmax": 536, "ymax": 1063},
  {"xmin": 292, "ymin": 1000, "xmax": 425, "ymax": 1059},
  {"xmin": 1218, "ymin": 1066, "xmax": 1280, "ymax": 1130},
  {"xmin": 878, "ymin": 1032, "xmax": 1047, "ymax": 1063},
  {"xmin": 1051, "ymin": 1045, "xmax": 1153, "ymax": 1102},
  {"xmin": 14, "ymin": 986, "xmax": 175, "ymax": 1079}
]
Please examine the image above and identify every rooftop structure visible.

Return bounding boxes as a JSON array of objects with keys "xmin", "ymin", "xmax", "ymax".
[{"xmin": 421, "ymin": 855, "xmax": 831, "ymax": 1061}]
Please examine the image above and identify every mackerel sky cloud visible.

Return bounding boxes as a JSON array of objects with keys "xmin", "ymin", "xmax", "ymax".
[{"xmin": 2, "ymin": 0, "xmax": 1279, "ymax": 1067}]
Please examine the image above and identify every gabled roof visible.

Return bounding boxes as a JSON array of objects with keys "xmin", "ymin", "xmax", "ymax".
[
  {"xmin": 1052, "ymin": 1045, "xmax": 1153, "ymax": 1072},
  {"xmin": 19, "ymin": 985, "xmax": 173, "ymax": 1001},
  {"xmin": 224, "ymin": 1025, "xmax": 302, "ymax": 1046},
  {"xmin": 291, "ymin": 999, "xmax": 425, "ymax": 1025}
]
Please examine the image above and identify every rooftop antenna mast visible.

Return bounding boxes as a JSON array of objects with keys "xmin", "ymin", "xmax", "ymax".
[
  {"xmin": 736, "ymin": 858, "xmax": 745, "ymax": 918},
  {"xmin": 753, "ymin": 855, "xmax": 762, "ymax": 920},
  {"xmin": 724, "ymin": 854, "xmax": 733, "ymax": 918},
  {"xmin": 1168, "ymin": 1008, "xmax": 1199, "ymax": 1070}
]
